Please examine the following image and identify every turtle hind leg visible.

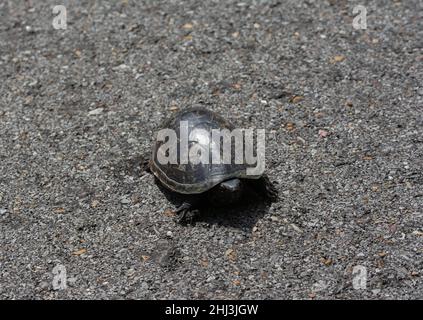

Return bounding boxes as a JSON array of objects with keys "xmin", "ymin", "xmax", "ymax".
[
  {"xmin": 249, "ymin": 175, "xmax": 279, "ymax": 202},
  {"xmin": 140, "ymin": 154, "xmax": 151, "ymax": 173},
  {"xmin": 174, "ymin": 202, "xmax": 200, "ymax": 224},
  {"xmin": 264, "ymin": 175, "xmax": 279, "ymax": 202}
]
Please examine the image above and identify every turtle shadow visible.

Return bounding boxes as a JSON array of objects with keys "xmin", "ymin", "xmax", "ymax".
[
  {"xmin": 194, "ymin": 201, "xmax": 271, "ymax": 231},
  {"xmin": 117, "ymin": 156, "xmax": 275, "ymax": 232},
  {"xmin": 154, "ymin": 177, "xmax": 274, "ymax": 232}
]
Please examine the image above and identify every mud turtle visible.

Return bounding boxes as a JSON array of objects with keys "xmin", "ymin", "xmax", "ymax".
[{"xmin": 147, "ymin": 107, "xmax": 277, "ymax": 222}]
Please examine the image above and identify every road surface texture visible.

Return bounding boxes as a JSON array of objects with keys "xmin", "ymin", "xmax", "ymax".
[{"xmin": 0, "ymin": 0, "xmax": 422, "ymax": 299}]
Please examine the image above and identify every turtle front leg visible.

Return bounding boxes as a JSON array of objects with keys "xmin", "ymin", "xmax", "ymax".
[{"xmin": 174, "ymin": 202, "xmax": 200, "ymax": 224}]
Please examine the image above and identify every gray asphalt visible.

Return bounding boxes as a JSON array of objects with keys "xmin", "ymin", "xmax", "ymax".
[{"xmin": 0, "ymin": 0, "xmax": 422, "ymax": 299}]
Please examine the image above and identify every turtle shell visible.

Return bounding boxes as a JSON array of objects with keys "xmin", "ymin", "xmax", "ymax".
[{"xmin": 150, "ymin": 107, "xmax": 262, "ymax": 194}]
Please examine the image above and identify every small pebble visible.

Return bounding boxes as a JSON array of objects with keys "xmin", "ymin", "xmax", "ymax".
[
  {"xmin": 372, "ymin": 289, "xmax": 381, "ymax": 295},
  {"xmin": 318, "ymin": 129, "xmax": 329, "ymax": 138},
  {"xmin": 120, "ymin": 198, "xmax": 131, "ymax": 204},
  {"xmin": 88, "ymin": 108, "xmax": 104, "ymax": 116}
]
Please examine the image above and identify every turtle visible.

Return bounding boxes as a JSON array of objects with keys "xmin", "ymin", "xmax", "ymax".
[{"xmin": 145, "ymin": 107, "xmax": 278, "ymax": 223}]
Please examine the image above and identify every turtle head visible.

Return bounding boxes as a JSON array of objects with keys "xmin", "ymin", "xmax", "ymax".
[{"xmin": 207, "ymin": 178, "xmax": 244, "ymax": 206}]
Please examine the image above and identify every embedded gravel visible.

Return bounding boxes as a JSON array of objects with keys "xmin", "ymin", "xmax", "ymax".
[{"xmin": 0, "ymin": 0, "xmax": 422, "ymax": 299}]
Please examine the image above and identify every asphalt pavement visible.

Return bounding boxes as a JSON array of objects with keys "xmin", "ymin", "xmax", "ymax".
[{"xmin": 0, "ymin": 0, "xmax": 422, "ymax": 299}]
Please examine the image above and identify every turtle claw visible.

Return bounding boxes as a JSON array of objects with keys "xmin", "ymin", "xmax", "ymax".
[
  {"xmin": 177, "ymin": 210, "xmax": 199, "ymax": 224},
  {"xmin": 174, "ymin": 202, "xmax": 199, "ymax": 224}
]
